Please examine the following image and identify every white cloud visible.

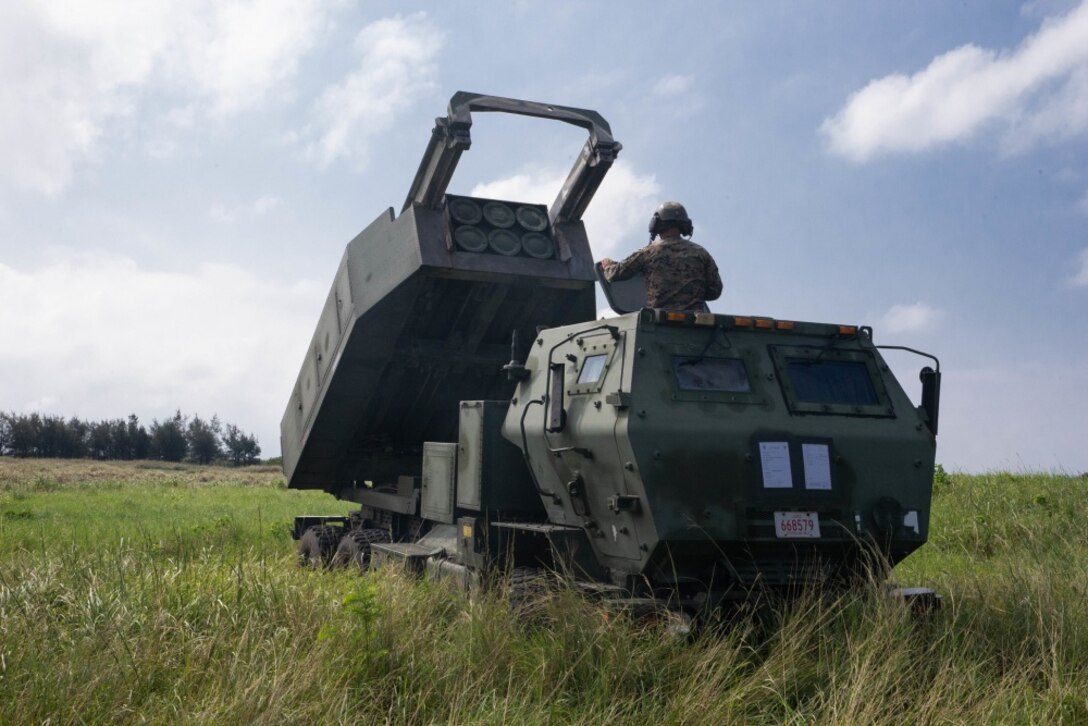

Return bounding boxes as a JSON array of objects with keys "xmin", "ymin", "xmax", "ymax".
[
  {"xmin": 304, "ymin": 13, "xmax": 444, "ymax": 167},
  {"xmin": 822, "ymin": 0, "xmax": 1088, "ymax": 161},
  {"xmin": 470, "ymin": 171, "xmax": 561, "ymax": 207},
  {"xmin": 170, "ymin": 0, "xmax": 330, "ymax": 118},
  {"xmin": 209, "ymin": 194, "xmax": 283, "ymax": 222},
  {"xmin": 0, "ymin": 249, "xmax": 325, "ymax": 453},
  {"xmin": 587, "ymin": 164, "xmax": 664, "ymax": 255},
  {"xmin": 0, "ymin": 0, "xmax": 332, "ymax": 195},
  {"xmin": 253, "ymin": 195, "xmax": 283, "ymax": 215},
  {"xmin": 649, "ymin": 74, "xmax": 705, "ymax": 117},
  {"xmin": 652, "ymin": 74, "xmax": 694, "ymax": 98},
  {"xmin": 470, "ymin": 161, "xmax": 662, "ymax": 257},
  {"xmin": 1073, "ymin": 248, "xmax": 1088, "ymax": 286},
  {"xmin": 879, "ymin": 301, "xmax": 943, "ymax": 333}
]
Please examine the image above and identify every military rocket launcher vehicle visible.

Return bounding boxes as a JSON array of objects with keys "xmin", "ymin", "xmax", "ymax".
[{"xmin": 282, "ymin": 92, "xmax": 942, "ymax": 613}]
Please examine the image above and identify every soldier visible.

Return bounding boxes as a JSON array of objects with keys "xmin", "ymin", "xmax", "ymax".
[{"xmin": 600, "ymin": 201, "xmax": 722, "ymax": 311}]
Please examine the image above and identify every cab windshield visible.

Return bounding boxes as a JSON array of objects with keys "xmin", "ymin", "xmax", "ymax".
[{"xmin": 786, "ymin": 359, "xmax": 877, "ymax": 406}]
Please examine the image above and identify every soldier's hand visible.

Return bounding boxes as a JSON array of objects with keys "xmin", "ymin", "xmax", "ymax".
[{"xmin": 600, "ymin": 257, "xmax": 614, "ymax": 267}]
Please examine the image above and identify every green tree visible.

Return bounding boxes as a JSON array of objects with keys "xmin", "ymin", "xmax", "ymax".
[
  {"xmin": 106, "ymin": 418, "xmax": 129, "ymax": 459},
  {"xmin": 8, "ymin": 414, "xmax": 37, "ymax": 457},
  {"xmin": 89, "ymin": 420, "xmax": 113, "ymax": 460},
  {"xmin": 222, "ymin": 424, "xmax": 261, "ymax": 466},
  {"xmin": 63, "ymin": 416, "xmax": 89, "ymax": 458},
  {"xmin": 37, "ymin": 415, "xmax": 65, "ymax": 457},
  {"xmin": 186, "ymin": 415, "xmax": 222, "ymax": 465},
  {"xmin": 150, "ymin": 411, "xmax": 188, "ymax": 462},
  {"xmin": 127, "ymin": 415, "xmax": 150, "ymax": 459}
]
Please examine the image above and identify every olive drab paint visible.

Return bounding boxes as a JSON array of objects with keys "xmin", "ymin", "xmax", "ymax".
[
  {"xmin": 282, "ymin": 92, "xmax": 940, "ymax": 609},
  {"xmin": 502, "ymin": 310, "xmax": 938, "ymax": 592}
]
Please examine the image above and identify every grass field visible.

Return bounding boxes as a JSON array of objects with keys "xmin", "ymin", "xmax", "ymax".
[{"xmin": 1, "ymin": 459, "xmax": 1086, "ymax": 724}]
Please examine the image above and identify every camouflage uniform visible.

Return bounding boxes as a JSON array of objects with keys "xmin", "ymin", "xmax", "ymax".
[{"xmin": 605, "ymin": 237, "xmax": 722, "ymax": 311}]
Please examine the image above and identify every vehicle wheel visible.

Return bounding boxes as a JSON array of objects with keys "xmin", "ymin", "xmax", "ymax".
[
  {"xmin": 332, "ymin": 528, "xmax": 392, "ymax": 572},
  {"xmin": 297, "ymin": 525, "xmax": 342, "ymax": 568},
  {"xmin": 507, "ymin": 566, "xmax": 552, "ymax": 613}
]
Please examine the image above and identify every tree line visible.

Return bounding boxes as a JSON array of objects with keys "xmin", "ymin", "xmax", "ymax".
[{"xmin": 0, "ymin": 411, "xmax": 262, "ymax": 466}]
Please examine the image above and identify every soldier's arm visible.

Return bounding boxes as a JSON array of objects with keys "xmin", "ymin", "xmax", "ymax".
[
  {"xmin": 705, "ymin": 254, "xmax": 723, "ymax": 301},
  {"xmin": 606, "ymin": 247, "xmax": 649, "ymax": 282}
]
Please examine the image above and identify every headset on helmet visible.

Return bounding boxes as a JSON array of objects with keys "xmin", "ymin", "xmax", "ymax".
[{"xmin": 648, "ymin": 201, "xmax": 693, "ymax": 241}]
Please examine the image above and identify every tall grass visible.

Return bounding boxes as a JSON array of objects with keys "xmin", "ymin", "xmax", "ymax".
[{"xmin": 1, "ymin": 459, "xmax": 1086, "ymax": 723}]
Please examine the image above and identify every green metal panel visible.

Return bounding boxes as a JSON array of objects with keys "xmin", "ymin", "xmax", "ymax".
[
  {"xmin": 421, "ymin": 442, "xmax": 457, "ymax": 523},
  {"xmin": 456, "ymin": 400, "xmax": 541, "ymax": 515},
  {"xmin": 456, "ymin": 403, "xmax": 485, "ymax": 510}
]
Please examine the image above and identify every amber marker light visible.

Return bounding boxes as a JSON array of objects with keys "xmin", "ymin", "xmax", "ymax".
[
  {"xmin": 733, "ymin": 316, "xmax": 753, "ymax": 327},
  {"xmin": 755, "ymin": 318, "xmax": 773, "ymax": 329},
  {"xmin": 665, "ymin": 311, "xmax": 687, "ymax": 322},
  {"xmin": 838, "ymin": 325, "xmax": 858, "ymax": 336},
  {"xmin": 776, "ymin": 320, "xmax": 795, "ymax": 331}
]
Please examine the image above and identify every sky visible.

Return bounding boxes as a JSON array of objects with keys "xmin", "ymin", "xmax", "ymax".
[{"xmin": 1, "ymin": 0, "xmax": 1086, "ymax": 472}]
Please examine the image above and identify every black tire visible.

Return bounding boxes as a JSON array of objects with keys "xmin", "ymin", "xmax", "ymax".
[
  {"xmin": 507, "ymin": 566, "xmax": 552, "ymax": 613},
  {"xmin": 297, "ymin": 525, "xmax": 342, "ymax": 568},
  {"xmin": 331, "ymin": 528, "xmax": 392, "ymax": 572}
]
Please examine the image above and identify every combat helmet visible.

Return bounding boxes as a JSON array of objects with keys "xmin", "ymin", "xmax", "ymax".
[{"xmin": 649, "ymin": 201, "xmax": 693, "ymax": 240}]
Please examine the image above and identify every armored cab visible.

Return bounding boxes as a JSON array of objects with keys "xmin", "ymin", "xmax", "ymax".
[
  {"xmin": 502, "ymin": 308, "xmax": 941, "ymax": 603},
  {"xmin": 281, "ymin": 92, "xmax": 620, "ymax": 497}
]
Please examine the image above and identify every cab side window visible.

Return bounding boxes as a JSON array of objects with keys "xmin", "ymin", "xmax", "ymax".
[{"xmin": 672, "ymin": 356, "xmax": 751, "ymax": 393}]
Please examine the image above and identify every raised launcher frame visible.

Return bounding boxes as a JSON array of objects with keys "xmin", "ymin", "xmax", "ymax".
[{"xmin": 281, "ymin": 92, "xmax": 622, "ymax": 497}]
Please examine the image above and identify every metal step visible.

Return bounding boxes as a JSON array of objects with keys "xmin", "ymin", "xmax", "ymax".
[{"xmin": 371, "ymin": 542, "xmax": 445, "ymax": 572}]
